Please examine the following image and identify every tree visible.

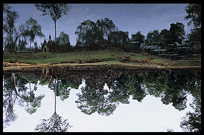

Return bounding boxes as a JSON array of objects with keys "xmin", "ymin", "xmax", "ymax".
[
  {"xmin": 96, "ymin": 18, "xmax": 118, "ymax": 46},
  {"xmin": 180, "ymin": 97, "xmax": 201, "ymax": 132},
  {"xmin": 35, "ymin": 78, "xmax": 71, "ymax": 132},
  {"xmin": 3, "ymin": 8, "xmax": 19, "ymax": 51},
  {"xmin": 75, "ymin": 18, "xmax": 119, "ymax": 49},
  {"xmin": 3, "ymin": 73, "xmax": 18, "ymax": 128},
  {"xmin": 185, "ymin": 4, "xmax": 201, "ymax": 52},
  {"xmin": 56, "ymin": 32, "xmax": 70, "ymax": 46},
  {"xmin": 75, "ymin": 20, "xmax": 99, "ymax": 48},
  {"xmin": 35, "ymin": 4, "xmax": 70, "ymax": 41},
  {"xmin": 18, "ymin": 82, "xmax": 45, "ymax": 114},
  {"xmin": 145, "ymin": 30, "xmax": 160, "ymax": 47},
  {"xmin": 169, "ymin": 22, "xmax": 185, "ymax": 44},
  {"xmin": 75, "ymin": 79, "xmax": 118, "ymax": 116},
  {"xmin": 108, "ymin": 31, "xmax": 129, "ymax": 47},
  {"xmin": 144, "ymin": 72, "xmax": 168, "ymax": 98},
  {"xmin": 187, "ymin": 28, "xmax": 201, "ymax": 52},
  {"xmin": 130, "ymin": 31, "xmax": 145, "ymax": 51},
  {"xmin": 3, "ymin": 4, "xmax": 11, "ymax": 13},
  {"xmin": 17, "ymin": 24, "xmax": 28, "ymax": 51},
  {"xmin": 35, "ymin": 112, "xmax": 71, "ymax": 132},
  {"xmin": 25, "ymin": 17, "xmax": 44, "ymax": 51},
  {"xmin": 185, "ymin": 4, "xmax": 201, "ymax": 28},
  {"xmin": 159, "ymin": 29, "xmax": 171, "ymax": 49}
]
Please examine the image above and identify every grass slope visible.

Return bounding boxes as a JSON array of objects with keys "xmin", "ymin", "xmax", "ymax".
[{"xmin": 3, "ymin": 47, "xmax": 201, "ymax": 71}]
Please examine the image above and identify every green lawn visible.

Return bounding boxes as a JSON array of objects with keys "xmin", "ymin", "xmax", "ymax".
[{"xmin": 3, "ymin": 47, "xmax": 201, "ymax": 67}]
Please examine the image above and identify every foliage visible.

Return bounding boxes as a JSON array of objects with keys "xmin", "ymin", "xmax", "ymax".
[
  {"xmin": 35, "ymin": 3, "xmax": 70, "ymax": 40},
  {"xmin": 35, "ymin": 112, "xmax": 71, "ymax": 132},
  {"xmin": 108, "ymin": 31, "xmax": 129, "ymax": 47},
  {"xmin": 3, "ymin": 7, "xmax": 19, "ymax": 51},
  {"xmin": 75, "ymin": 82, "xmax": 118, "ymax": 116},
  {"xmin": 56, "ymin": 32, "xmax": 70, "ymax": 46},
  {"xmin": 96, "ymin": 18, "xmax": 118, "ymax": 45},
  {"xmin": 158, "ymin": 29, "xmax": 172, "ymax": 48},
  {"xmin": 144, "ymin": 72, "xmax": 168, "ymax": 97},
  {"xmin": 185, "ymin": 4, "xmax": 201, "ymax": 28},
  {"xmin": 19, "ymin": 92, "xmax": 45, "ymax": 114},
  {"xmin": 24, "ymin": 17, "xmax": 45, "ymax": 51},
  {"xmin": 3, "ymin": 73, "xmax": 18, "ymax": 128},
  {"xmin": 169, "ymin": 22, "xmax": 185, "ymax": 44},
  {"xmin": 75, "ymin": 18, "xmax": 120, "ymax": 49},
  {"xmin": 185, "ymin": 4, "xmax": 201, "ymax": 53},
  {"xmin": 3, "ymin": 69, "xmax": 201, "ymax": 131},
  {"xmin": 145, "ymin": 30, "xmax": 160, "ymax": 47},
  {"xmin": 180, "ymin": 97, "xmax": 201, "ymax": 132},
  {"xmin": 130, "ymin": 31, "xmax": 145, "ymax": 52},
  {"xmin": 75, "ymin": 20, "xmax": 99, "ymax": 48}
]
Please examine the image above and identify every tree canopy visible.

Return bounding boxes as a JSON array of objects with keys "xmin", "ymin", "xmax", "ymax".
[
  {"xmin": 185, "ymin": 4, "xmax": 201, "ymax": 28},
  {"xmin": 35, "ymin": 4, "xmax": 70, "ymax": 41},
  {"xmin": 24, "ymin": 17, "xmax": 44, "ymax": 51}
]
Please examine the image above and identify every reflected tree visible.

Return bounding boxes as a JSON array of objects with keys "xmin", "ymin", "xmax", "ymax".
[
  {"xmin": 3, "ymin": 70, "xmax": 201, "ymax": 131},
  {"xmin": 18, "ymin": 83, "xmax": 45, "ymax": 114},
  {"xmin": 3, "ymin": 73, "xmax": 18, "ymax": 128},
  {"xmin": 35, "ymin": 78, "xmax": 71, "ymax": 132},
  {"xmin": 113, "ymin": 73, "xmax": 146, "ymax": 102},
  {"xmin": 160, "ymin": 72, "xmax": 188, "ymax": 111},
  {"xmin": 128, "ymin": 73, "xmax": 146, "ymax": 102},
  {"xmin": 144, "ymin": 71, "xmax": 168, "ymax": 97},
  {"xmin": 75, "ymin": 80, "xmax": 118, "ymax": 116},
  {"xmin": 180, "ymin": 96, "xmax": 201, "ymax": 132},
  {"xmin": 15, "ymin": 73, "xmax": 44, "ymax": 114},
  {"xmin": 109, "ymin": 79, "xmax": 130, "ymax": 104},
  {"xmin": 48, "ymin": 78, "xmax": 72, "ymax": 101},
  {"xmin": 3, "ymin": 72, "xmax": 45, "ymax": 128},
  {"xmin": 35, "ymin": 112, "xmax": 71, "ymax": 132}
]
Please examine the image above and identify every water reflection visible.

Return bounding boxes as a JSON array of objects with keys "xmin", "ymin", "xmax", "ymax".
[
  {"xmin": 35, "ymin": 79, "xmax": 71, "ymax": 132},
  {"xmin": 3, "ymin": 69, "xmax": 201, "ymax": 132}
]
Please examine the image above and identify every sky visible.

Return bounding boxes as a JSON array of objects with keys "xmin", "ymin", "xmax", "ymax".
[
  {"xmin": 3, "ymin": 81, "xmax": 194, "ymax": 132},
  {"xmin": 6, "ymin": 3, "xmax": 193, "ymax": 47}
]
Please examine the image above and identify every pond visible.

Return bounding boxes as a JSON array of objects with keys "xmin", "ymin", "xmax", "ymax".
[{"xmin": 3, "ymin": 68, "xmax": 201, "ymax": 132}]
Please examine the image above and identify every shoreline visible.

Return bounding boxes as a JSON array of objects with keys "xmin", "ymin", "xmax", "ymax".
[{"xmin": 3, "ymin": 62, "xmax": 201, "ymax": 72}]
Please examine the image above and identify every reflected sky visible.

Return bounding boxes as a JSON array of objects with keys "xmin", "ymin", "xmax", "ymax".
[
  {"xmin": 3, "ymin": 69, "xmax": 201, "ymax": 132},
  {"xmin": 3, "ymin": 78, "xmax": 195, "ymax": 132},
  {"xmin": 6, "ymin": 3, "xmax": 192, "ymax": 46}
]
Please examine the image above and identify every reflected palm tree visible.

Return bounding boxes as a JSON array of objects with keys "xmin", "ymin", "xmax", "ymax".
[
  {"xmin": 35, "ymin": 78, "xmax": 72, "ymax": 132},
  {"xmin": 3, "ymin": 73, "xmax": 18, "ymax": 128},
  {"xmin": 3, "ymin": 72, "xmax": 45, "ymax": 128}
]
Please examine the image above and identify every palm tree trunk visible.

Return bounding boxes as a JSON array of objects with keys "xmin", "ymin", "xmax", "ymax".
[
  {"xmin": 54, "ymin": 78, "xmax": 57, "ymax": 114},
  {"xmin": 54, "ymin": 20, "xmax": 56, "ymax": 42},
  {"xmin": 29, "ymin": 83, "xmax": 31, "ymax": 92}
]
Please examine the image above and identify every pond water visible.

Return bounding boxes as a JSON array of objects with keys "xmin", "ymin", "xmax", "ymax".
[{"xmin": 3, "ymin": 69, "xmax": 201, "ymax": 132}]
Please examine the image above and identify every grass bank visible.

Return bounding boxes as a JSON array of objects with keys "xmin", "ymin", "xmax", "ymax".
[{"xmin": 3, "ymin": 47, "xmax": 201, "ymax": 71}]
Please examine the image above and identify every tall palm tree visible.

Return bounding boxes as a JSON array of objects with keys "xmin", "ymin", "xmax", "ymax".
[{"xmin": 34, "ymin": 78, "xmax": 71, "ymax": 132}]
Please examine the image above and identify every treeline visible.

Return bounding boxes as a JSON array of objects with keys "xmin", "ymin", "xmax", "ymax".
[
  {"xmin": 73, "ymin": 4, "xmax": 201, "ymax": 56},
  {"xmin": 74, "ymin": 19, "xmax": 191, "ymax": 54},
  {"xmin": 3, "ymin": 4, "xmax": 201, "ymax": 56}
]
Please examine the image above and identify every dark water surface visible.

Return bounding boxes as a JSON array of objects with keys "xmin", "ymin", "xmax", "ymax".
[{"xmin": 3, "ymin": 69, "xmax": 201, "ymax": 132}]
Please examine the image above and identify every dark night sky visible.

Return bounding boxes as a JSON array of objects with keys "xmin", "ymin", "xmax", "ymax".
[{"xmin": 7, "ymin": 3, "xmax": 192, "ymax": 46}]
